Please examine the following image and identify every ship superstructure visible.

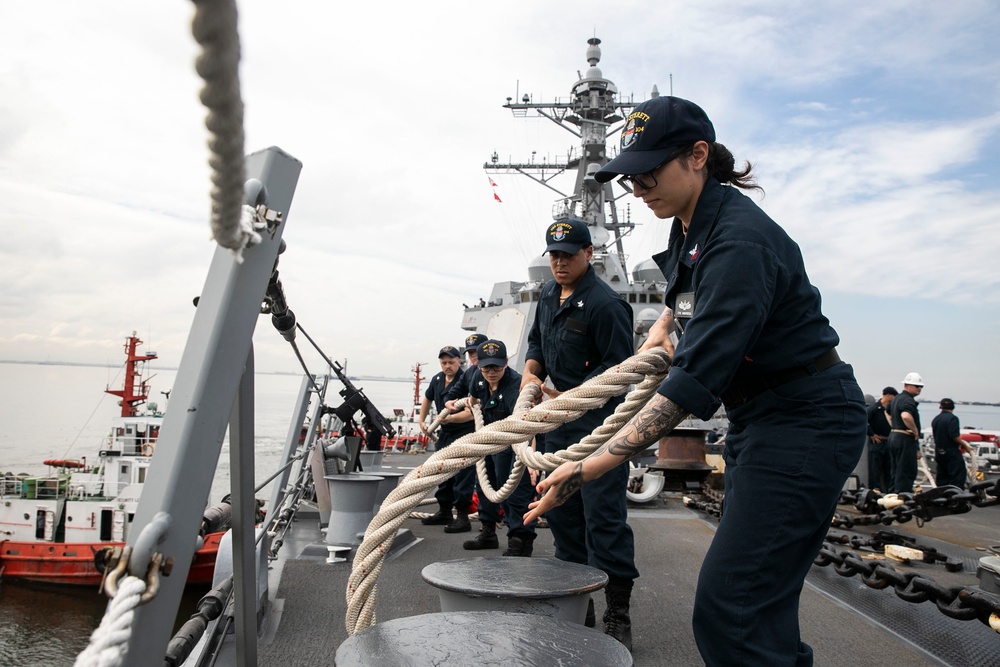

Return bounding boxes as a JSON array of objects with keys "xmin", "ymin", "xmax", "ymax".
[{"xmin": 461, "ymin": 38, "xmax": 670, "ymax": 368}]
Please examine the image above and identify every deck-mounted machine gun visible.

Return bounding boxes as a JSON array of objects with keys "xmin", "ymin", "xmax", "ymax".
[
  {"xmin": 263, "ymin": 261, "xmax": 396, "ymax": 471},
  {"xmin": 325, "ymin": 360, "xmax": 396, "ymax": 472}
]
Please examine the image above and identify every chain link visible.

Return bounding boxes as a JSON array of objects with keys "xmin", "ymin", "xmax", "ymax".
[
  {"xmin": 814, "ymin": 543, "xmax": 1000, "ymax": 631},
  {"xmin": 834, "ymin": 480, "xmax": 999, "ymax": 529}
]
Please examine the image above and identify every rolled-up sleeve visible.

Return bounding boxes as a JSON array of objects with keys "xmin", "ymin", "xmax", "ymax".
[{"xmin": 658, "ymin": 239, "xmax": 779, "ymax": 420}]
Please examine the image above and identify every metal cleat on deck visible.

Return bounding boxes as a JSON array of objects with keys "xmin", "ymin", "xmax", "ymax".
[
  {"xmin": 335, "ymin": 610, "xmax": 632, "ymax": 666},
  {"xmin": 421, "ymin": 556, "xmax": 607, "ymax": 624}
]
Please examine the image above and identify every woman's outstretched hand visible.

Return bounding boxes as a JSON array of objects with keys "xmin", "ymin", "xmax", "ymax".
[{"xmin": 524, "ymin": 460, "xmax": 586, "ymax": 524}]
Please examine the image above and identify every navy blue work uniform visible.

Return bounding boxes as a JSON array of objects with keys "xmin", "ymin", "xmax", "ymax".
[
  {"xmin": 867, "ymin": 400, "xmax": 893, "ymax": 491},
  {"xmin": 652, "ymin": 178, "xmax": 866, "ymax": 667},
  {"xmin": 467, "ymin": 366, "xmax": 536, "ymax": 538},
  {"xmin": 888, "ymin": 391, "xmax": 921, "ymax": 493},
  {"xmin": 425, "ymin": 371, "xmax": 476, "ymax": 511},
  {"xmin": 525, "ymin": 264, "xmax": 639, "ymax": 582},
  {"xmin": 932, "ymin": 410, "xmax": 965, "ymax": 488},
  {"xmin": 445, "ymin": 365, "xmax": 503, "ymax": 524}
]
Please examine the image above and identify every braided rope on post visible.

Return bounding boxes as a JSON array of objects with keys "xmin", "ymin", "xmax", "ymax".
[
  {"xmin": 345, "ymin": 348, "xmax": 671, "ymax": 634},
  {"xmin": 190, "ymin": 0, "xmax": 247, "ymax": 251}
]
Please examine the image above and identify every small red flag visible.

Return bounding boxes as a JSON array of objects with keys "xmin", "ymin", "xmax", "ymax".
[
  {"xmin": 493, "ymin": 192, "xmax": 502, "ymax": 203},
  {"xmin": 488, "ymin": 177, "xmax": 498, "ymax": 187}
]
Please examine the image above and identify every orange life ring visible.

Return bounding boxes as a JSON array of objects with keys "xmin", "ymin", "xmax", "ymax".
[
  {"xmin": 43, "ymin": 459, "xmax": 86, "ymax": 469},
  {"xmin": 141, "ymin": 444, "xmax": 155, "ymax": 457}
]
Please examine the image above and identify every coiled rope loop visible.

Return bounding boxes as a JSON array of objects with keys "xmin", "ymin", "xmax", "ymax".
[{"xmin": 345, "ymin": 348, "xmax": 671, "ymax": 635}]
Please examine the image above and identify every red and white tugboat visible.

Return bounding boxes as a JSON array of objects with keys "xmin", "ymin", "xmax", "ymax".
[{"xmin": 0, "ymin": 333, "xmax": 225, "ymax": 586}]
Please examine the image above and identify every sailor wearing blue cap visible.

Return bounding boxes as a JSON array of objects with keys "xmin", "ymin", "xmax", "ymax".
[
  {"xmin": 462, "ymin": 339, "xmax": 538, "ymax": 556},
  {"xmin": 520, "ymin": 216, "xmax": 638, "ymax": 649},
  {"xmin": 418, "ymin": 345, "xmax": 476, "ymax": 533},
  {"xmin": 527, "ymin": 95, "xmax": 866, "ymax": 665}
]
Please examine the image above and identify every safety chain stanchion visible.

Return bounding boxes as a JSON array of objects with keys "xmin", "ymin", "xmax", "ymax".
[
  {"xmin": 345, "ymin": 349, "xmax": 672, "ymax": 635},
  {"xmin": 813, "ymin": 543, "xmax": 1000, "ymax": 633}
]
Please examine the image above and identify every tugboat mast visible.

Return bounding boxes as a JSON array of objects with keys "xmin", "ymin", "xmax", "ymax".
[
  {"xmin": 105, "ymin": 332, "xmax": 158, "ymax": 417},
  {"xmin": 410, "ymin": 362, "xmax": 425, "ymax": 419}
]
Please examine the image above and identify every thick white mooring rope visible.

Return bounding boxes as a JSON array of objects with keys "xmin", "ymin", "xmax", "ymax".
[
  {"xmin": 345, "ymin": 348, "xmax": 671, "ymax": 634},
  {"xmin": 190, "ymin": 0, "xmax": 248, "ymax": 254},
  {"xmin": 73, "ymin": 576, "xmax": 147, "ymax": 667}
]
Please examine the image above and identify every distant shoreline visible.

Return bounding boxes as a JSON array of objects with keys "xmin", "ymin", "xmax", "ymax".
[{"xmin": 0, "ymin": 359, "xmax": 411, "ymax": 384}]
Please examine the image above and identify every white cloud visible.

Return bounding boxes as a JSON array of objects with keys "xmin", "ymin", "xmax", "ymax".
[{"xmin": 1, "ymin": 0, "xmax": 998, "ymax": 401}]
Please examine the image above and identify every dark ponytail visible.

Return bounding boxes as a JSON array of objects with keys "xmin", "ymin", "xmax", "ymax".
[
  {"xmin": 674, "ymin": 141, "xmax": 762, "ymax": 193},
  {"xmin": 706, "ymin": 142, "xmax": 762, "ymax": 193}
]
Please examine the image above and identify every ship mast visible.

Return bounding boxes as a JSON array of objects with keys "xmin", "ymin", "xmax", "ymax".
[
  {"xmin": 105, "ymin": 332, "xmax": 158, "ymax": 417},
  {"xmin": 485, "ymin": 37, "xmax": 648, "ymax": 279},
  {"xmin": 410, "ymin": 362, "xmax": 425, "ymax": 419}
]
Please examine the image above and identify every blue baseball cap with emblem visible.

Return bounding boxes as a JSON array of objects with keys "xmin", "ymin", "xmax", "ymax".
[
  {"xmin": 476, "ymin": 339, "xmax": 508, "ymax": 367},
  {"xmin": 463, "ymin": 333, "xmax": 488, "ymax": 353},
  {"xmin": 544, "ymin": 219, "xmax": 592, "ymax": 255},
  {"xmin": 438, "ymin": 345, "xmax": 461, "ymax": 359},
  {"xmin": 594, "ymin": 96, "xmax": 715, "ymax": 183}
]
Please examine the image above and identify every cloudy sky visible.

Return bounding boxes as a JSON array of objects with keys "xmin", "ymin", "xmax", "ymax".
[{"xmin": 1, "ymin": 1, "xmax": 999, "ymax": 403}]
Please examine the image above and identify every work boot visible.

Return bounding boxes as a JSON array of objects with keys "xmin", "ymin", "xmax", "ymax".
[
  {"xmin": 603, "ymin": 577, "xmax": 633, "ymax": 651},
  {"xmin": 444, "ymin": 509, "xmax": 471, "ymax": 533},
  {"xmin": 421, "ymin": 504, "xmax": 453, "ymax": 526},
  {"xmin": 463, "ymin": 521, "xmax": 499, "ymax": 550},
  {"xmin": 502, "ymin": 533, "xmax": 535, "ymax": 557},
  {"xmin": 584, "ymin": 596, "xmax": 596, "ymax": 628}
]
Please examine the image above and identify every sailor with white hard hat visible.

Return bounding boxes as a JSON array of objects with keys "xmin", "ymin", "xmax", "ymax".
[{"xmin": 888, "ymin": 371, "xmax": 925, "ymax": 493}]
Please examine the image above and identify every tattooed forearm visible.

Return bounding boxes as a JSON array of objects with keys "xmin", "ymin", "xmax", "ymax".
[
  {"xmin": 606, "ymin": 395, "xmax": 689, "ymax": 458},
  {"xmin": 555, "ymin": 463, "xmax": 585, "ymax": 504}
]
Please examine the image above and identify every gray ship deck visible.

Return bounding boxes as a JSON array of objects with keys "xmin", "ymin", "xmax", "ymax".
[{"xmin": 259, "ymin": 451, "xmax": 1000, "ymax": 666}]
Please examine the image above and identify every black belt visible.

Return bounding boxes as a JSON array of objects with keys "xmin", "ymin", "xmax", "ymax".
[{"xmin": 721, "ymin": 349, "xmax": 841, "ymax": 407}]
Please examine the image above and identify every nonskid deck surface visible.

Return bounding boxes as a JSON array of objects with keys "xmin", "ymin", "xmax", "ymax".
[{"xmin": 260, "ymin": 450, "xmax": 1000, "ymax": 667}]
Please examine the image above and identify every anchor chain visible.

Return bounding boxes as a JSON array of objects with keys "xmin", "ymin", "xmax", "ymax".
[
  {"xmin": 684, "ymin": 486, "xmax": 723, "ymax": 518},
  {"xmin": 824, "ymin": 529, "xmax": 965, "ymax": 572},
  {"xmin": 833, "ymin": 480, "xmax": 999, "ymax": 529},
  {"xmin": 814, "ymin": 543, "xmax": 1000, "ymax": 632}
]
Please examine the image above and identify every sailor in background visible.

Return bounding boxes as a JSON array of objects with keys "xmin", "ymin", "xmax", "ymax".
[
  {"xmin": 931, "ymin": 397, "xmax": 972, "ymax": 488},
  {"xmin": 526, "ymin": 95, "xmax": 866, "ymax": 666},
  {"xmin": 519, "ymin": 218, "xmax": 638, "ymax": 650},
  {"xmin": 457, "ymin": 339, "xmax": 537, "ymax": 556},
  {"xmin": 889, "ymin": 372, "xmax": 924, "ymax": 493},
  {"xmin": 442, "ymin": 333, "xmax": 505, "ymax": 551},
  {"xmin": 867, "ymin": 386, "xmax": 898, "ymax": 491},
  {"xmin": 418, "ymin": 345, "xmax": 475, "ymax": 533}
]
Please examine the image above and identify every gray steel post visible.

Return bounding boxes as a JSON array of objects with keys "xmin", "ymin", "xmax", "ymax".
[
  {"xmin": 266, "ymin": 375, "xmax": 327, "ymax": 525},
  {"xmin": 230, "ymin": 349, "xmax": 257, "ymax": 666},
  {"xmin": 118, "ymin": 147, "xmax": 301, "ymax": 666}
]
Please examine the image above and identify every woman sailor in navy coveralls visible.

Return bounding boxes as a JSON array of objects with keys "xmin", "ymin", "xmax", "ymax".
[{"xmin": 525, "ymin": 96, "xmax": 867, "ymax": 666}]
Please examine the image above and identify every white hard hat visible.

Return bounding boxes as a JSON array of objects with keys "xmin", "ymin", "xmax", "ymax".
[{"xmin": 902, "ymin": 372, "xmax": 924, "ymax": 387}]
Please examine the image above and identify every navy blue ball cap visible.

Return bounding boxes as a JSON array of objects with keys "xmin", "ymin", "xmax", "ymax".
[
  {"xmin": 544, "ymin": 219, "xmax": 592, "ymax": 255},
  {"xmin": 463, "ymin": 333, "xmax": 488, "ymax": 353},
  {"xmin": 594, "ymin": 96, "xmax": 716, "ymax": 183},
  {"xmin": 438, "ymin": 345, "xmax": 461, "ymax": 359},
  {"xmin": 476, "ymin": 339, "xmax": 508, "ymax": 367}
]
